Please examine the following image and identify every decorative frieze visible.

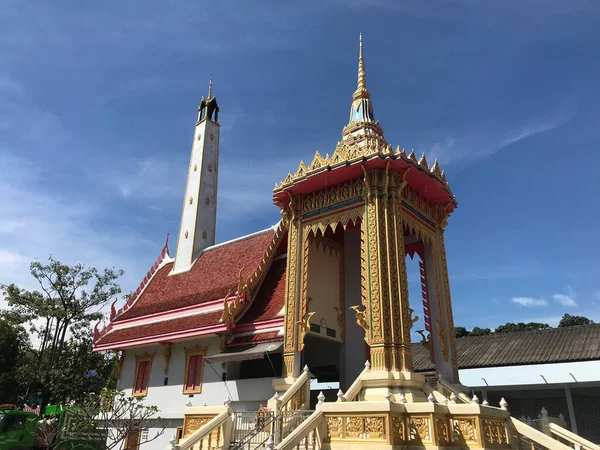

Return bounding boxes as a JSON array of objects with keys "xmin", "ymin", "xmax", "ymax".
[{"xmin": 324, "ymin": 415, "xmax": 387, "ymax": 442}]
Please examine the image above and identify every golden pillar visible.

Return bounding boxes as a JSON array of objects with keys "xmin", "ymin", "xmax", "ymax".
[
  {"xmin": 281, "ymin": 196, "xmax": 301, "ymax": 378},
  {"xmin": 359, "ymin": 166, "xmax": 413, "ymax": 372}
]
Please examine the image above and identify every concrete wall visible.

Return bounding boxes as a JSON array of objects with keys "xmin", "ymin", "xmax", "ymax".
[
  {"xmin": 459, "ymin": 360, "xmax": 600, "ymax": 387},
  {"xmin": 119, "ymin": 338, "xmax": 275, "ymax": 419}
]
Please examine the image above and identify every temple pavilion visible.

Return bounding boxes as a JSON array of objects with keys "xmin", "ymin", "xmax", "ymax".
[{"xmin": 93, "ymin": 36, "xmax": 594, "ymax": 450}]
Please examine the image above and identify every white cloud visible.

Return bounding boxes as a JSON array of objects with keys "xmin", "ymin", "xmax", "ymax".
[
  {"xmin": 427, "ymin": 108, "xmax": 576, "ymax": 166},
  {"xmin": 552, "ymin": 286, "xmax": 578, "ymax": 307},
  {"xmin": 511, "ymin": 297, "xmax": 547, "ymax": 307},
  {"xmin": 552, "ymin": 294, "xmax": 577, "ymax": 307}
]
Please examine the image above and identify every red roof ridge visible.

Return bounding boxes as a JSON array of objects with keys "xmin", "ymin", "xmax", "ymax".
[
  {"xmin": 94, "ymin": 235, "xmax": 173, "ymax": 343},
  {"xmin": 223, "ymin": 221, "xmax": 287, "ymax": 324},
  {"xmin": 203, "ymin": 222, "xmax": 282, "ymax": 253}
]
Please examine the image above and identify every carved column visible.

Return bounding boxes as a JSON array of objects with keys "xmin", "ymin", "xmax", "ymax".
[
  {"xmin": 432, "ymin": 224, "xmax": 459, "ymax": 383},
  {"xmin": 281, "ymin": 196, "xmax": 302, "ymax": 378},
  {"xmin": 360, "ymin": 166, "xmax": 413, "ymax": 371}
]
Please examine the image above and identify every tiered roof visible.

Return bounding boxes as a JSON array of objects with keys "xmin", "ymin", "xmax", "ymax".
[{"xmin": 93, "ymin": 223, "xmax": 288, "ymax": 351}]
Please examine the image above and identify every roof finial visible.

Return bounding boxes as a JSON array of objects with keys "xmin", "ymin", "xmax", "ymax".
[
  {"xmin": 353, "ymin": 33, "xmax": 369, "ymax": 100},
  {"xmin": 208, "ymin": 76, "xmax": 213, "ymax": 99}
]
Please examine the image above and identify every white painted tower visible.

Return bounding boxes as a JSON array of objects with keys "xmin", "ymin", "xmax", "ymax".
[{"xmin": 172, "ymin": 80, "xmax": 220, "ymax": 274}]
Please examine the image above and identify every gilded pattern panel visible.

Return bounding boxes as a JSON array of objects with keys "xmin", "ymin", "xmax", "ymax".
[
  {"xmin": 183, "ymin": 416, "xmax": 213, "ymax": 438},
  {"xmin": 436, "ymin": 417, "xmax": 451, "ymax": 446},
  {"xmin": 300, "ymin": 179, "xmax": 365, "ymax": 219},
  {"xmin": 391, "ymin": 415, "xmax": 405, "ymax": 444},
  {"xmin": 324, "ymin": 415, "xmax": 387, "ymax": 442},
  {"xmin": 297, "ymin": 230, "xmax": 311, "ymax": 351},
  {"xmin": 282, "ymin": 198, "xmax": 299, "ymax": 378},
  {"xmin": 326, "ymin": 416, "xmax": 343, "ymax": 441},
  {"xmin": 482, "ymin": 419, "xmax": 509, "ymax": 447},
  {"xmin": 452, "ymin": 418, "xmax": 477, "ymax": 444},
  {"xmin": 408, "ymin": 416, "xmax": 431, "ymax": 443},
  {"xmin": 402, "ymin": 185, "xmax": 441, "ymax": 224}
]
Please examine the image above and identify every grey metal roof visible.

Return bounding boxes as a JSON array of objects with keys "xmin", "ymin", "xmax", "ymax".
[{"xmin": 412, "ymin": 324, "xmax": 600, "ymax": 372}]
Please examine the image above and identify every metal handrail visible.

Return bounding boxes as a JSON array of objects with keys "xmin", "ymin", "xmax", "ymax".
[{"xmin": 229, "ymin": 410, "xmax": 313, "ymax": 450}]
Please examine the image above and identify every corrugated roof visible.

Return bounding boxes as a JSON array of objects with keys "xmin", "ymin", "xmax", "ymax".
[{"xmin": 413, "ymin": 324, "xmax": 600, "ymax": 372}]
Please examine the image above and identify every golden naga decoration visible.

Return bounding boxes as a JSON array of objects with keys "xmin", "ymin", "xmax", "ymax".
[
  {"xmin": 349, "ymin": 305, "xmax": 369, "ymax": 335},
  {"xmin": 161, "ymin": 343, "xmax": 173, "ymax": 375},
  {"xmin": 297, "ymin": 311, "xmax": 315, "ymax": 351},
  {"xmin": 408, "ymin": 308, "xmax": 419, "ymax": 330},
  {"xmin": 435, "ymin": 319, "xmax": 448, "ymax": 360},
  {"xmin": 114, "ymin": 350, "xmax": 124, "ymax": 379},
  {"xmin": 416, "ymin": 330, "xmax": 431, "ymax": 354}
]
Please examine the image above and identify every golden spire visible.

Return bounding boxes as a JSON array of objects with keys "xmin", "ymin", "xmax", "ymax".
[{"xmin": 353, "ymin": 33, "xmax": 370, "ymax": 100}]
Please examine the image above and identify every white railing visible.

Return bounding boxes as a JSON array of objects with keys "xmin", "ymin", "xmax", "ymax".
[
  {"xmin": 274, "ymin": 411, "xmax": 323, "ymax": 450},
  {"xmin": 174, "ymin": 408, "xmax": 233, "ymax": 450},
  {"xmin": 342, "ymin": 362, "xmax": 369, "ymax": 402},
  {"xmin": 548, "ymin": 423, "xmax": 600, "ymax": 450},
  {"xmin": 276, "ymin": 366, "xmax": 311, "ymax": 414},
  {"xmin": 436, "ymin": 376, "xmax": 471, "ymax": 403},
  {"xmin": 510, "ymin": 417, "xmax": 574, "ymax": 450}
]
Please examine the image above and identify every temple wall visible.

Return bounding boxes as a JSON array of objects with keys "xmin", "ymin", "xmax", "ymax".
[
  {"xmin": 306, "ymin": 239, "xmax": 343, "ymax": 341},
  {"xmin": 118, "ymin": 338, "xmax": 275, "ymax": 417},
  {"xmin": 340, "ymin": 228, "xmax": 364, "ymax": 390}
]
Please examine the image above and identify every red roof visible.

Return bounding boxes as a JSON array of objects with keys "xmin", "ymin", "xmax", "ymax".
[
  {"xmin": 118, "ymin": 228, "xmax": 277, "ymax": 321},
  {"xmin": 98, "ymin": 311, "xmax": 224, "ymax": 345},
  {"xmin": 237, "ymin": 257, "xmax": 286, "ymax": 324},
  {"xmin": 94, "ymin": 226, "xmax": 288, "ymax": 350},
  {"xmin": 229, "ymin": 331, "xmax": 283, "ymax": 347}
]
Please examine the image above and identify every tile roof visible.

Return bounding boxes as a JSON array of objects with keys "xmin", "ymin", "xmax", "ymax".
[
  {"xmin": 237, "ymin": 257, "xmax": 286, "ymax": 325},
  {"xmin": 228, "ymin": 331, "xmax": 282, "ymax": 347},
  {"xmin": 412, "ymin": 324, "xmax": 600, "ymax": 372},
  {"xmin": 98, "ymin": 311, "xmax": 224, "ymax": 345},
  {"xmin": 95, "ymin": 231, "xmax": 288, "ymax": 348},
  {"xmin": 117, "ymin": 228, "xmax": 277, "ymax": 321}
]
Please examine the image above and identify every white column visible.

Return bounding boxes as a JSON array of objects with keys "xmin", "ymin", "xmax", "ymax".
[{"xmin": 564, "ymin": 386, "xmax": 578, "ymax": 434}]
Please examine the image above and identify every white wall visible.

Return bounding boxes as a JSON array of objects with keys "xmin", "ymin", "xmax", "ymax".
[
  {"xmin": 119, "ymin": 337, "xmax": 276, "ymax": 419},
  {"xmin": 306, "ymin": 239, "xmax": 343, "ymax": 341},
  {"xmin": 459, "ymin": 360, "xmax": 600, "ymax": 388},
  {"xmin": 340, "ymin": 229, "xmax": 365, "ymax": 390}
]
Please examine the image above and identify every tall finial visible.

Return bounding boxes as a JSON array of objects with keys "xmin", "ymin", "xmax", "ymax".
[
  {"xmin": 208, "ymin": 77, "xmax": 213, "ymax": 99},
  {"xmin": 353, "ymin": 33, "xmax": 370, "ymax": 100}
]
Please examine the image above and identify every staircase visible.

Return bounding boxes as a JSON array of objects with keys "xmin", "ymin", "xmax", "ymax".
[{"xmin": 170, "ymin": 365, "xmax": 599, "ymax": 450}]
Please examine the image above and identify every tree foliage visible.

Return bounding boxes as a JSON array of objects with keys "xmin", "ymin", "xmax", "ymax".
[
  {"xmin": 0, "ymin": 317, "xmax": 30, "ymax": 404},
  {"xmin": 0, "ymin": 256, "xmax": 124, "ymax": 407},
  {"xmin": 70, "ymin": 389, "xmax": 167, "ymax": 450},
  {"xmin": 494, "ymin": 322, "xmax": 549, "ymax": 334},
  {"xmin": 558, "ymin": 313, "xmax": 594, "ymax": 327},
  {"xmin": 456, "ymin": 313, "xmax": 594, "ymax": 338}
]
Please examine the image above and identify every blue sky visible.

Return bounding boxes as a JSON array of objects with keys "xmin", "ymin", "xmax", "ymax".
[{"xmin": 1, "ymin": 1, "xmax": 599, "ymax": 331}]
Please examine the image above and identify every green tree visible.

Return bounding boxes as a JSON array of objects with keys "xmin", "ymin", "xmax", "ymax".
[
  {"xmin": 469, "ymin": 327, "xmax": 492, "ymax": 336},
  {"xmin": 1, "ymin": 256, "xmax": 124, "ymax": 407},
  {"xmin": 495, "ymin": 322, "xmax": 549, "ymax": 334},
  {"xmin": 558, "ymin": 313, "xmax": 593, "ymax": 327},
  {"xmin": 0, "ymin": 317, "xmax": 31, "ymax": 404},
  {"xmin": 455, "ymin": 326, "xmax": 469, "ymax": 338},
  {"xmin": 71, "ymin": 389, "xmax": 168, "ymax": 450}
]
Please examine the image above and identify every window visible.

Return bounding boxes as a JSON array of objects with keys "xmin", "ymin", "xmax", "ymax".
[
  {"xmin": 124, "ymin": 431, "xmax": 140, "ymax": 450},
  {"xmin": 133, "ymin": 352, "xmax": 154, "ymax": 397},
  {"xmin": 183, "ymin": 346, "xmax": 207, "ymax": 394},
  {"xmin": 176, "ymin": 427, "xmax": 184, "ymax": 443}
]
